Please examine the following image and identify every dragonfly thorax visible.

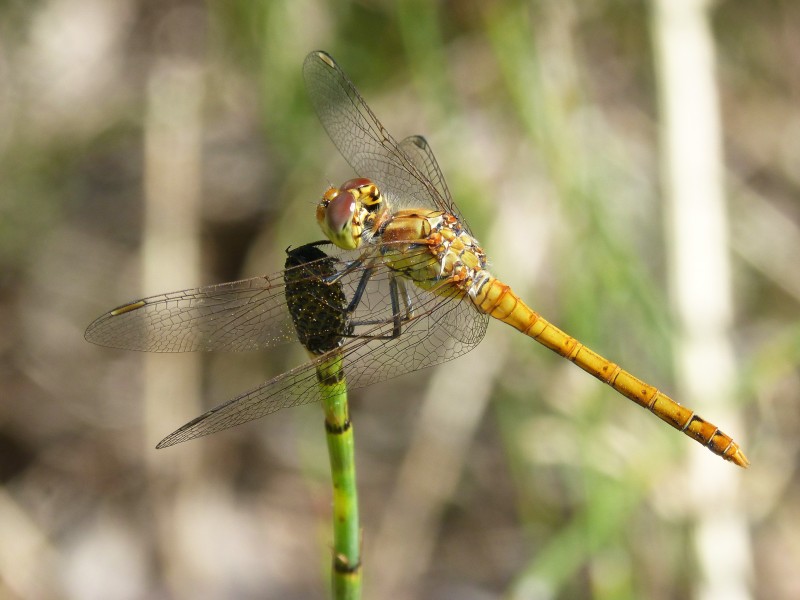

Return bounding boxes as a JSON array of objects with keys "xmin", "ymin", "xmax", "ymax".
[
  {"xmin": 317, "ymin": 178, "xmax": 386, "ymax": 250},
  {"xmin": 380, "ymin": 208, "xmax": 491, "ymax": 298}
]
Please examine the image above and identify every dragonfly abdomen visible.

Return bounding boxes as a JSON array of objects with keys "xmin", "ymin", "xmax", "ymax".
[{"xmin": 472, "ymin": 276, "xmax": 749, "ymax": 468}]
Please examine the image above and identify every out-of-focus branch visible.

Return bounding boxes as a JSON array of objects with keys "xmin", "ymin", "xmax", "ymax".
[
  {"xmin": 651, "ymin": 1, "xmax": 753, "ymax": 599},
  {"xmin": 143, "ymin": 57, "xmax": 205, "ymax": 597}
]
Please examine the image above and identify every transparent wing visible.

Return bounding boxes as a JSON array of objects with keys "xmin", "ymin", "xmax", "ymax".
[
  {"xmin": 398, "ymin": 134, "xmax": 477, "ymax": 238},
  {"xmin": 85, "ymin": 273, "xmax": 298, "ymax": 352},
  {"xmin": 84, "ymin": 242, "xmax": 483, "ymax": 354},
  {"xmin": 85, "ymin": 244, "xmax": 361, "ymax": 353},
  {"xmin": 399, "ymin": 135, "xmax": 452, "ymax": 210},
  {"xmin": 157, "ymin": 281, "xmax": 489, "ymax": 447},
  {"xmin": 303, "ymin": 51, "xmax": 472, "ymax": 231}
]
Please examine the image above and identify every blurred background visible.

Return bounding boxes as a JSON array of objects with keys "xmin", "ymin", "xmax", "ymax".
[{"xmin": 1, "ymin": 0, "xmax": 798, "ymax": 598}]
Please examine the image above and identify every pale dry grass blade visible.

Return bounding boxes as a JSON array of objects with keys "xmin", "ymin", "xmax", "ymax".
[
  {"xmin": 143, "ymin": 55, "xmax": 206, "ymax": 596},
  {"xmin": 652, "ymin": 1, "xmax": 753, "ymax": 598}
]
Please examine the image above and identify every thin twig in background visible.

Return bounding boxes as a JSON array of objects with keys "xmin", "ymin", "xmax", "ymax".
[
  {"xmin": 652, "ymin": 1, "xmax": 753, "ymax": 599},
  {"xmin": 143, "ymin": 58, "xmax": 205, "ymax": 596}
]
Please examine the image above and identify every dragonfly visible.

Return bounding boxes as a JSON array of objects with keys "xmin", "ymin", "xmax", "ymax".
[{"xmin": 85, "ymin": 50, "xmax": 748, "ymax": 467}]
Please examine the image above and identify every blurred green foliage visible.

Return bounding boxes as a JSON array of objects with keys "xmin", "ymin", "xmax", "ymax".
[{"xmin": 0, "ymin": 1, "xmax": 797, "ymax": 599}]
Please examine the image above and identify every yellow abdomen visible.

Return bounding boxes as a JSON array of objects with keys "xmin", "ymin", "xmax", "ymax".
[{"xmin": 471, "ymin": 275, "xmax": 749, "ymax": 468}]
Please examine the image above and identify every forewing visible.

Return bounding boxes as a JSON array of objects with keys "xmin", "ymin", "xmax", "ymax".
[
  {"xmin": 398, "ymin": 135, "xmax": 473, "ymax": 231},
  {"xmin": 85, "ymin": 247, "xmax": 363, "ymax": 352},
  {"xmin": 304, "ymin": 51, "xmax": 466, "ymax": 223},
  {"xmin": 85, "ymin": 274, "xmax": 297, "ymax": 352}
]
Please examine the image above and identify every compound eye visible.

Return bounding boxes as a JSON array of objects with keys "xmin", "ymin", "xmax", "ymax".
[
  {"xmin": 341, "ymin": 178, "xmax": 381, "ymax": 212},
  {"xmin": 322, "ymin": 187, "xmax": 339, "ymax": 203},
  {"xmin": 324, "ymin": 190, "xmax": 356, "ymax": 234},
  {"xmin": 340, "ymin": 177, "xmax": 372, "ymax": 192}
]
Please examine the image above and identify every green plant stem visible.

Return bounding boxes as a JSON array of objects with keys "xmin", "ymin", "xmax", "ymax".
[
  {"xmin": 316, "ymin": 354, "xmax": 361, "ymax": 599},
  {"xmin": 284, "ymin": 242, "xmax": 362, "ymax": 600}
]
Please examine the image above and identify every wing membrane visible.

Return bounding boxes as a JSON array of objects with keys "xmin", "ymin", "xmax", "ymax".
[
  {"xmin": 84, "ymin": 243, "xmax": 472, "ymax": 354},
  {"xmin": 303, "ymin": 51, "xmax": 471, "ymax": 230},
  {"xmin": 157, "ymin": 282, "xmax": 488, "ymax": 447},
  {"xmin": 85, "ymin": 274, "xmax": 296, "ymax": 352}
]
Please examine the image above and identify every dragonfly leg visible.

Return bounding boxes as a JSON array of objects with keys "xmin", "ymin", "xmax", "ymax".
[
  {"xmin": 387, "ymin": 275, "xmax": 404, "ymax": 338},
  {"xmin": 396, "ymin": 277, "xmax": 415, "ymax": 320},
  {"xmin": 288, "ymin": 241, "xmax": 369, "ymax": 315},
  {"xmin": 325, "ymin": 258, "xmax": 364, "ymax": 285},
  {"xmin": 345, "ymin": 265, "xmax": 373, "ymax": 313},
  {"xmin": 324, "ymin": 257, "xmax": 394, "ymax": 317},
  {"xmin": 345, "ymin": 273, "xmax": 408, "ymax": 340}
]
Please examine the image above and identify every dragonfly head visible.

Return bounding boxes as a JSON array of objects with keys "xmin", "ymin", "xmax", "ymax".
[{"xmin": 317, "ymin": 178, "xmax": 384, "ymax": 250}]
